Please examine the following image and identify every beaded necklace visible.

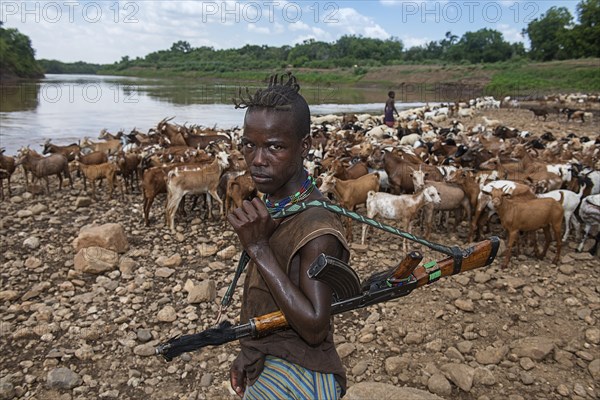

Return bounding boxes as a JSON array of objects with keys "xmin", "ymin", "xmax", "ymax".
[{"xmin": 264, "ymin": 173, "xmax": 316, "ymax": 214}]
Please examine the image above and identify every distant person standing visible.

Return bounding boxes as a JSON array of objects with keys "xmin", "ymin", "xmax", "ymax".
[{"xmin": 384, "ymin": 90, "xmax": 399, "ymax": 127}]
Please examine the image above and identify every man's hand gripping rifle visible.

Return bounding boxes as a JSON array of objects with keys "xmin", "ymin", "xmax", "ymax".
[{"xmin": 156, "ymin": 237, "xmax": 499, "ymax": 361}]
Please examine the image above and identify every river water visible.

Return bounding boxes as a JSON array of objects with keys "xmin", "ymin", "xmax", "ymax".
[{"xmin": 0, "ymin": 74, "xmax": 426, "ymax": 155}]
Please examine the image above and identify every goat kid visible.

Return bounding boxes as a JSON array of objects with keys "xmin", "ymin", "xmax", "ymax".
[
  {"xmin": 73, "ymin": 161, "xmax": 122, "ymax": 201},
  {"xmin": 361, "ymin": 186, "xmax": 441, "ymax": 252}
]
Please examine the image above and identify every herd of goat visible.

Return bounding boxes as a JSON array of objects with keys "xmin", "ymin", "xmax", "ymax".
[{"xmin": 0, "ymin": 95, "xmax": 599, "ymax": 268}]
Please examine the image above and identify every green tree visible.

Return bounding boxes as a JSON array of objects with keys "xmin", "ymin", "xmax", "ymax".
[
  {"xmin": 0, "ymin": 22, "xmax": 44, "ymax": 78},
  {"xmin": 571, "ymin": 0, "xmax": 600, "ymax": 57},
  {"xmin": 448, "ymin": 29, "xmax": 514, "ymax": 63},
  {"xmin": 523, "ymin": 7, "xmax": 574, "ymax": 60},
  {"xmin": 170, "ymin": 40, "xmax": 192, "ymax": 53}
]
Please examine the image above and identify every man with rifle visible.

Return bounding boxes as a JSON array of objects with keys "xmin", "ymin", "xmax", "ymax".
[
  {"xmin": 155, "ymin": 73, "xmax": 499, "ymax": 400},
  {"xmin": 226, "ymin": 73, "xmax": 350, "ymax": 399}
]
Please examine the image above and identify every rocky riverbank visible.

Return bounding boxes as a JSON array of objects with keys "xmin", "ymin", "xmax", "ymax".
[{"xmin": 0, "ymin": 107, "xmax": 598, "ymax": 400}]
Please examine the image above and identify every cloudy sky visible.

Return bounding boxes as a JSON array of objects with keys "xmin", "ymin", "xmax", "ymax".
[{"xmin": 1, "ymin": 1, "xmax": 579, "ymax": 64}]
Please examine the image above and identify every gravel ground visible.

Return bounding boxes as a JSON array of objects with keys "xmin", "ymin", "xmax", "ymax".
[{"xmin": 0, "ymin": 106, "xmax": 598, "ymax": 400}]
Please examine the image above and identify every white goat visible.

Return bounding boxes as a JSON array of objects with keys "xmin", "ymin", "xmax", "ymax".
[
  {"xmin": 538, "ymin": 186, "xmax": 585, "ymax": 241},
  {"xmin": 165, "ymin": 151, "xmax": 229, "ymax": 230},
  {"xmin": 399, "ymin": 133, "xmax": 422, "ymax": 146},
  {"xmin": 458, "ymin": 108, "xmax": 475, "ymax": 119},
  {"xmin": 482, "ymin": 116, "xmax": 501, "ymax": 129},
  {"xmin": 361, "ymin": 186, "xmax": 441, "ymax": 252}
]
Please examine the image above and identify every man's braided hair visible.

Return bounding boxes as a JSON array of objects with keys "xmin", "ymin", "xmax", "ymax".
[
  {"xmin": 234, "ymin": 72, "xmax": 310, "ymax": 140},
  {"xmin": 233, "ymin": 72, "xmax": 300, "ymax": 110}
]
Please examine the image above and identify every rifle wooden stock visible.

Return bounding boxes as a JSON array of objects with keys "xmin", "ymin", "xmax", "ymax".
[
  {"xmin": 412, "ymin": 238, "xmax": 498, "ymax": 288},
  {"xmin": 252, "ymin": 311, "xmax": 289, "ymax": 337}
]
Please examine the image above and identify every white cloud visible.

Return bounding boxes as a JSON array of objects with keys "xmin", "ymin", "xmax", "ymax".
[
  {"xmin": 289, "ymin": 21, "xmax": 311, "ymax": 32},
  {"xmin": 498, "ymin": 23, "xmax": 523, "ymax": 43},
  {"xmin": 402, "ymin": 35, "xmax": 431, "ymax": 48},
  {"xmin": 273, "ymin": 22, "xmax": 285, "ymax": 34},
  {"xmin": 365, "ymin": 25, "xmax": 389, "ymax": 39},
  {"xmin": 247, "ymin": 23, "xmax": 270, "ymax": 34},
  {"xmin": 334, "ymin": 7, "xmax": 390, "ymax": 39}
]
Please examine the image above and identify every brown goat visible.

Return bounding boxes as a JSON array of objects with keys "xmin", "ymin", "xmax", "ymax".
[
  {"xmin": 16, "ymin": 149, "xmax": 72, "ymax": 193},
  {"xmin": 319, "ymin": 172, "xmax": 380, "ymax": 241},
  {"xmin": 0, "ymin": 149, "xmax": 16, "ymax": 198},
  {"xmin": 329, "ymin": 159, "xmax": 369, "ymax": 180},
  {"xmin": 469, "ymin": 180, "xmax": 536, "ymax": 242},
  {"xmin": 42, "ymin": 139, "xmax": 80, "ymax": 161},
  {"xmin": 384, "ymin": 151, "xmax": 443, "ymax": 194},
  {"xmin": 73, "ymin": 151, "xmax": 109, "ymax": 190},
  {"xmin": 142, "ymin": 166, "xmax": 168, "ymax": 226},
  {"xmin": 73, "ymin": 161, "xmax": 122, "ymax": 201},
  {"xmin": 116, "ymin": 151, "xmax": 141, "ymax": 193},
  {"xmin": 489, "ymin": 187, "xmax": 563, "ymax": 268},
  {"xmin": 225, "ymin": 171, "xmax": 257, "ymax": 214}
]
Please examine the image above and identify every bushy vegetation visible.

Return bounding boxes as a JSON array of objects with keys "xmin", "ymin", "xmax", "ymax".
[
  {"xmin": 38, "ymin": 59, "xmax": 103, "ymax": 75},
  {"xmin": 97, "ymin": 35, "xmax": 403, "ymax": 76},
  {"xmin": 0, "ymin": 22, "xmax": 43, "ymax": 79}
]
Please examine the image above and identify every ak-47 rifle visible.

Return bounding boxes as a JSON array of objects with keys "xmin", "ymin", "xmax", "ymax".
[{"xmin": 156, "ymin": 237, "xmax": 499, "ymax": 361}]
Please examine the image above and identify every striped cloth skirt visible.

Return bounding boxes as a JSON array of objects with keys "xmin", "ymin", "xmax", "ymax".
[{"xmin": 243, "ymin": 355, "xmax": 341, "ymax": 400}]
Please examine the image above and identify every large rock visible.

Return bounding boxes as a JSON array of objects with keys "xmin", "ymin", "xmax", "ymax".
[
  {"xmin": 21, "ymin": 281, "xmax": 51, "ymax": 301},
  {"xmin": 23, "ymin": 236, "xmax": 40, "ymax": 249},
  {"xmin": 384, "ymin": 356, "xmax": 410, "ymax": 375},
  {"xmin": 187, "ymin": 280, "xmax": 216, "ymax": 304},
  {"xmin": 217, "ymin": 245, "xmax": 237, "ymax": 260},
  {"xmin": 29, "ymin": 203, "xmax": 47, "ymax": 215},
  {"xmin": 198, "ymin": 243, "xmax": 218, "ymax": 257},
  {"xmin": 337, "ymin": 343, "xmax": 355, "ymax": 359},
  {"xmin": 585, "ymin": 328, "xmax": 600, "ymax": 345},
  {"xmin": 46, "ymin": 367, "xmax": 81, "ymax": 390},
  {"xmin": 72, "ymin": 223, "xmax": 129, "ymax": 253},
  {"xmin": 74, "ymin": 246, "xmax": 119, "ymax": 274},
  {"xmin": 157, "ymin": 306, "xmax": 177, "ymax": 322},
  {"xmin": 475, "ymin": 345, "xmax": 508, "ymax": 365},
  {"xmin": 428, "ymin": 373, "xmax": 452, "ymax": 397},
  {"xmin": 75, "ymin": 196, "xmax": 92, "ymax": 208},
  {"xmin": 441, "ymin": 363, "xmax": 475, "ymax": 392},
  {"xmin": 133, "ymin": 344, "xmax": 156, "ymax": 357},
  {"xmin": 473, "ymin": 367, "xmax": 496, "ymax": 386},
  {"xmin": 156, "ymin": 254, "xmax": 182, "ymax": 268},
  {"xmin": 510, "ymin": 336, "xmax": 556, "ymax": 361},
  {"xmin": 346, "ymin": 383, "xmax": 444, "ymax": 400}
]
